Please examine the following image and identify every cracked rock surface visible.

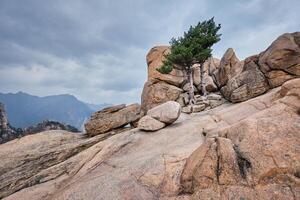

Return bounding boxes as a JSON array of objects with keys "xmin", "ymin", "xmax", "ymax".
[{"xmin": 1, "ymin": 79, "xmax": 299, "ymax": 200}]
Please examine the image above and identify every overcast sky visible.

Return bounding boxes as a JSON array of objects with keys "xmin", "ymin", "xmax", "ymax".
[{"xmin": 0, "ymin": 0, "xmax": 299, "ymax": 105}]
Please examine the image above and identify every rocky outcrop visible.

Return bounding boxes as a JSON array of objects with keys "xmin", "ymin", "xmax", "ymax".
[
  {"xmin": 0, "ymin": 103, "xmax": 20, "ymax": 144},
  {"xmin": 221, "ymin": 57, "xmax": 270, "ymax": 102},
  {"xmin": 138, "ymin": 101, "xmax": 181, "ymax": 131},
  {"xmin": 213, "ymin": 32, "xmax": 300, "ymax": 102},
  {"xmin": 85, "ymin": 104, "xmax": 142, "ymax": 136},
  {"xmin": 213, "ymin": 48, "xmax": 243, "ymax": 88},
  {"xmin": 258, "ymin": 32, "xmax": 300, "ymax": 87},
  {"xmin": 142, "ymin": 32, "xmax": 300, "ymax": 111},
  {"xmin": 181, "ymin": 78, "xmax": 300, "ymax": 199},
  {"xmin": 23, "ymin": 120, "xmax": 79, "ymax": 135},
  {"xmin": 1, "ymin": 32, "xmax": 300, "ymax": 200},
  {"xmin": 1, "ymin": 79, "xmax": 299, "ymax": 200}
]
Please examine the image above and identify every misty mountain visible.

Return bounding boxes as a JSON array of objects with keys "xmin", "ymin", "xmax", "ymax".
[{"xmin": 0, "ymin": 92, "xmax": 110, "ymax": 129}]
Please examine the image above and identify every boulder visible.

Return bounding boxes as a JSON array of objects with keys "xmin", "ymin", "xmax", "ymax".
[
  {"xmin": 147, "ymin": 101, "xmax": 181, "ymax": 124},
  {"xmin": 182, "ymin": 106, "xmax": 192, "ymax": 114},
  {"xmin": 213, "ymin": 48, "xmax": 244, "ymax": 88},
  {"xmin": 192, "ymin": 104, "xmax": 206, "ymax": 113},
  {"xmin": 207, "ymin": 93, "xmax": 222, "ymax": 101},
  {"xmin": 146, "ymin": 46, "xmax": 185, "ymax": 86},
  {"xmin": 221, "ymin": 59, "xmax": 270, "ymax": 102},
  {"xmin": 141, "ymin": 81, "xmax": 183, "ymax": 113},
  {"xmin": 258, "ymin": 32, "xmax": 300, "ymax": 87},
  {"xmin": 138, "ymin": 115, "xmax": 166, "ymax": 131},
  {"xmin": 85, "ymin": 104, "xmax": 141, "ymax": 136}
]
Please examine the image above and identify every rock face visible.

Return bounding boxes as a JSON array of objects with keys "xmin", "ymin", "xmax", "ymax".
[
  {"xmin": 141, "ymin": 81, "xmax": 182, "ymax": 113},
  {"xmin": 1, "ymin": 79, "xmax": 299, "ymax": 200},
  {"xmin": 258, "ymin": 32, "xmax": 300, "ymax": 87},
  {"xmin": 221, "ymin": 58, "xmax": 270, "ymax": 102},
  {"xmin": 85, "ymin": 104, "xmax": 141, "ymax": 136},
  {"xmin": 181, "ymin": 78, "xmax": 300, "ymax": 199},
  {"xmin": 147, "ymin": 46, "xmax": 185, "ymax": 86},
  {"xmin": 213, "ymin": 48, "xmax": 244, "ymax": 88}
]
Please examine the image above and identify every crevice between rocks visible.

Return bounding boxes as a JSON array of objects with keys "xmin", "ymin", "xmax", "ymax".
[{"xmin": 233, "ymin": 145, "xmax": 252, "ymax": 180}]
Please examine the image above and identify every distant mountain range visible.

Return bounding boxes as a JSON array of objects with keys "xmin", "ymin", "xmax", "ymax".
[{"xmin": 0, "ymin": 92, "xmax": 111, "ymax": 130}]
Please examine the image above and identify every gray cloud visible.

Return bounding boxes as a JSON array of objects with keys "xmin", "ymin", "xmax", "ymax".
[{"xmin": 0, "ymin": 0, "xmax": 299, "ymax": 104}]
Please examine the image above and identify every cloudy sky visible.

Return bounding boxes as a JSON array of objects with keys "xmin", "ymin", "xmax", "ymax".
[{"xmin": 0, "ymin": 0, "xmax": 299, "ymax": 105}]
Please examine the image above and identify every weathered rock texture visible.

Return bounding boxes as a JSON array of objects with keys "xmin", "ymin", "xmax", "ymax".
[
  {"xmin": 137, "ymin": 115, "xmax": 166, "ymax": 131},
  {"xmin": 141, "ymin": 32, "xmax": 300, "ymax": 110},
  {"xmin": 1, "ymin": 32, "xmax": 300, "ymax": 200},
  {"xmin": 1, "ymin": 79, "xmax": 299, "ymax": 200},
  {"xmin": 85, "ymin": 104, "xmax": 142, "ymax": 136},
  {"xmin": 181, "ymin": 78, "xmax": 300, "ymax": 199},
  {"xmin": 141, "ymin": 81, "xmax": 183, "ymax": 112},
  {"xmin": 147, "ymin": 46, "xmax": 186, "ymax": 86},
  {"xmin": 138, "ymin": 101, "xmax": 181, "ymax": 131}
]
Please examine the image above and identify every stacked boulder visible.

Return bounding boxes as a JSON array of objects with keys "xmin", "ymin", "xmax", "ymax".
[
  {"xmin": 85, "ymin": 104, "xmax": 142, "ymax": 136},
  {"xmin": 141, "ymin": 32, "xmax": 300, "ymax": 110},
  {"xmin": 138, "ymin": 101, "xmax": 181, "ymax": 131},
  {"xmin": 141, "ymin": 46, "xmax": 223, "ymax": 114}
]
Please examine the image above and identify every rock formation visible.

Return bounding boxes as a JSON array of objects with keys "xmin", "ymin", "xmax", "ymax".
[
  {"xmin": 142, "ymin": 32, "xmax": 300, "ymax": 109},
  {"xmin": 22, "ymin": 120, "xmax": 79, "ymax": 135},
  {"xmin": 0, "ymin": 32, "xmax": 299, "ymax": 200},
  {"xmin": 85, "ymin": 103, "xmax": 142, "ymax": 136},
  {"xmin": 0, "ymin": 103, "xmax": 20, "ymax": 144}
]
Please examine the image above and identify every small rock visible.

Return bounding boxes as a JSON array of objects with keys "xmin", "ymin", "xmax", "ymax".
[
  {"xmin": 207, "ymin": 93, "xmax": 222, "ymax": 101},
  {"xmin": 147, "ymin": 101, "xmax": 181, "ymax": 124},
  {"xmin": 138, "ymin": 115, "xmax": 166, "ymax": 131},
  {"xmin": 182, "ymin": 106, "xmax": 192, "ymax": 114},
  {"xmin": 192, "ymin": 104, "xmax": 206, "ymax": 113},
  {"xmin": 209, "ymin": 99, "xmax": 224, "ymax": 108}
]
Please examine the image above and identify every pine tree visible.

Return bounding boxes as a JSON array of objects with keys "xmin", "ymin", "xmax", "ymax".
[{"xmin": 157, "ymin": 18, "xmax": 221, "ymax": 105}]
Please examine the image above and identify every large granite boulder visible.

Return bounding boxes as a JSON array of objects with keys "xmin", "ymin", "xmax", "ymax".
[
  {"xmin": 147, "ymin": 101, "xmax": 181, "ymax": 124},
  {"xmin": 138, "ymin": 101, "xmax": 181, "ymax": 131},
  {"xmin": 258, "ymin": 32, "xmax": 300, "ymax": 87},
  {"xmin": 213, "ymin": 48, "xmax": 244, "ymax": 88},
  {"xmin": 221, "ymin": 58, "xmax": 270, "ymax": 102},
  {"xmin": 85, "ymin": 104, "xmax": 141, "ymax": 136},
  {"xmin": 146, "ymin": 46, "xmax": 186, "ymax": 87},
  {"xmin": 141, "ymin": 81, "xmax": 183, "ymax": 113},
  {"xmin": 137, "ymin": 115, "xmax": 166, "ymax": 131}
]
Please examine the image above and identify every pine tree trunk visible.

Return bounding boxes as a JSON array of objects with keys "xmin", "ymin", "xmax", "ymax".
[
  {"xmin": 188, "ymin": 68, "xmax": 195, "ymax": 105},
  {"xmin": 200, "ymin": 63, "xmax": 207, "ymax": 98}
]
